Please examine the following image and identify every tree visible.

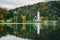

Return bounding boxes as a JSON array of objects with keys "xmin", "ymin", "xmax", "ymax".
[
  {"xmin": 0, "ymin": 7, "xmax": 9, "ymax": 22},
  {"xmin": 0, "ymin": 7, "xmax": 9, "ymax": 15}
]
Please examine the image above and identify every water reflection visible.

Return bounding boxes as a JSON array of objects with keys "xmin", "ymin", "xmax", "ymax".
[
  {"xmin": 0, "ymin": 21, "xmax": 60, "ymax": 39},
  {"xmin": 0, "ymin": 22, "xmax": 59, "ymax": 31}
]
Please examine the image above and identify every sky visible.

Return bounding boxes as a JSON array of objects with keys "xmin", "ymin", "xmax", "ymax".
[
  {"xmin": 0, "ymin": 34, "xmax": 31, "ymax": 40},
  {"xmin": 0, "ymin": 0, "xmax": 57, "ymax": 9}
]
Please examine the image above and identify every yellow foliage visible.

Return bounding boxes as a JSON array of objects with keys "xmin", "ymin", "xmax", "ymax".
[
  {"xmin": 41, "ymin": 24, "xmax": 44, "ymax": 30},
  {"xmin": 22, "ymin": 24, "xmax": 26, "ymax": 30},
  {"xmin": 22, "ymin": 16, "xmax": 26, "ymax": 22},
  {"xmin": 41, "ymin": 16, "xmax": 44, "ymax": 21}
]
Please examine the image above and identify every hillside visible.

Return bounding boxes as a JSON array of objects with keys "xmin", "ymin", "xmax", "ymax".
[{"xmin": 9, "ymin": 1, "xmax": 60, "ymax": 21}]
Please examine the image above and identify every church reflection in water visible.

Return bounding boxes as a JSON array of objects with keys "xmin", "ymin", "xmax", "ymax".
[{"xmin": 0, "ymin": 21, "xmax": 59, "ymax": 37}]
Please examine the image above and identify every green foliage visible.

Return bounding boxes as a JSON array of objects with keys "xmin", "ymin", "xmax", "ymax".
[
  {"xmin": 0, "ymin": 8, "xmax": 9, "ymax": 15},
  {"xmin": 9, "ymin": 1, "xmax": 60, "ymax": 21}
]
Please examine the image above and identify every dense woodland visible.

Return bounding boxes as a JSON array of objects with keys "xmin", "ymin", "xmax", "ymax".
[{"xmin": 9, "ymin": 1, "xmax": 60, "ymax": 21}]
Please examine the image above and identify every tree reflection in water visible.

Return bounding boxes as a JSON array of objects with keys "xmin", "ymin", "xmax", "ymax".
[{"xmin": 0, "ymin": 21, "xmax": 60, "ymax": 40}]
